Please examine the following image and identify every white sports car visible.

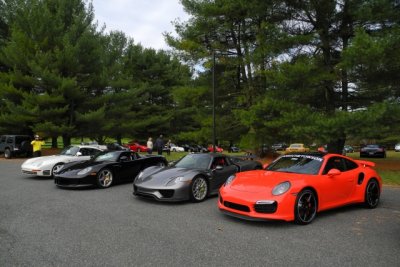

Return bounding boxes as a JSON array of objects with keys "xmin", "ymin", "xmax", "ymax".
[
  {"xmin": 169, "ymin": 144, "xmax": 185, "ymax": 152},
  {"xmin": 21, "ymin": 145, "xmax": 107, "ymax": 177}
]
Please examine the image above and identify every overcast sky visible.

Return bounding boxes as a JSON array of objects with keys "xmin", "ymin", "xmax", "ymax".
[{"xmin": 91, "ymin": 0, "xmax": 190, "ymax": 50}]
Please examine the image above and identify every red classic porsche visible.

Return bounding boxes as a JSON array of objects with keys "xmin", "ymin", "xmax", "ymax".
[
  {"xmin": 126, "ymin": 142, "xmax": 148, "ymax": 152},
  {"xmin": 218, "ymin": 152, "xmax": 382, "ymax": 225}
]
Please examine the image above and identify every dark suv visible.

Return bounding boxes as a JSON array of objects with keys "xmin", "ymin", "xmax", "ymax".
[{"xmin": 0, "ymin": 135, "xmax": 33, "ymax": 159}]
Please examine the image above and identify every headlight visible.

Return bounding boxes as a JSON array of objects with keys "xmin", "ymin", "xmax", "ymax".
[
  {"xmin": 272, "ymin": 181, "xmax": 291, "ymax": 196},
  {"xmin": 166, "ymin": 176, "xmax": 191, "ymax": 186},
  {"xmin": 77, "ymin": 167, "xmax": 92, "ymax": 175},
  {"xmin": 224, "ymin": 175, "xmax": 236, "ymax": 186}
]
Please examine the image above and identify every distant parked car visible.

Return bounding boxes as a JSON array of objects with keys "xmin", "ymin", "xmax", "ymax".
[
  {"xmin": 285, "ymin": 143, "xmax": 310, "ymax": 153},
  {"xmin": 271, "ymin": 143, "xmax": 287, "ymax": 151},
  {"xmin": 126, "ymin": 142, "xmax": 147, "ymax": 152},
  {"xmin": 170, "ymin": 144, "xmax": 185, "ymax": 152},
  {"xmin": 228, "ymin": 146, "xmax": 240, "ymax": 153},
  {"xmin": 395, "ymin": 143, "xmax": 400, "ymax": 152},
  {"xmin": 343, "ymin": 145, "xmax": 354, "ymax": 153},
  {"xmin": 0, "ymin": 134, "xmax": 33, "ymax": 159},
  {"xmin": 360, "ymin": 144, "xmax": 386, "ymax": 158}
]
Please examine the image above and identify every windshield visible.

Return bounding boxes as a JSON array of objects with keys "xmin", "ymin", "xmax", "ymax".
[
  {"xmin": 266, "ymin": 155, "xmax": 323, "ymax": 175},
  {"xmin": 93, "ymin": 151, "xmax": 120, "ymax": 162},
  {"xmin": 59, "ymin": 146, "xmax": 80, "ymax": 156},
  {"xmin": 174, "ymin": 154, "xmax": 211, "ymax": 169}
]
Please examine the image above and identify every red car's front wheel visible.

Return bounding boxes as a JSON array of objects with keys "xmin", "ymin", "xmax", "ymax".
[{"xmin": 294, "ymin": 189, "xmax": 317, "ymax": 225}]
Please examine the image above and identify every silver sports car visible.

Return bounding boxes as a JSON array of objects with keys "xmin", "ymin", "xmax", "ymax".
[{"xmin": 133, "ymin": 153, "xmax": 262, "ymax": 202}]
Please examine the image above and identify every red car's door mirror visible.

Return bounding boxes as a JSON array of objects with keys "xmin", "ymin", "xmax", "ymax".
[{"xmin": 327, "ymin": 168, "xmax": 341, "ymax": 176}]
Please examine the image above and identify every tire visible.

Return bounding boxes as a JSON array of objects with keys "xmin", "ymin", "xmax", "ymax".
[
  {"xmin": 96, "ymin": 168, "xmax": 114, "ymax": 189},
  {"xmin": 364, "ymin": 179, "xmax": 380, "ymax": 209},
  {"xmin": 52, "ymin": 163, "xmax": 64, "ymax": 177},
  {"xmin": 294, "ymin": 189, "xmax": 317, "ymax": 225},
  {"xmin": 190, "ymin": 176, "xmax": 208, "ymax": 202},
  {"xmin": 4, "ymin": 148, "xmax": 12, "ymax": 159}
]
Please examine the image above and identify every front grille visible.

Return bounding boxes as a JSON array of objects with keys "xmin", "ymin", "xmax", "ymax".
[
  {"xmin": 254, "ymin": 202, "xmax": 277, "ymax": 213},
  {"xmin": 224, "ymin": 201, "xmax": 250, "ymax": 212}
]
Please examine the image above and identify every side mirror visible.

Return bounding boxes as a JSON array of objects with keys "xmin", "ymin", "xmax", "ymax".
[
  {"xmin": 76, "ymin": 152, "xmax": 82, "ymax": 156},
  {"xmin": 327, "ymin": 168, "xmax": 341, "ymax": 177},
  {"xmin": 215, "ymin": 165, "xmax": 224, "ymax": 171},
  {"xmin": 263, "ymin": 163, "xmax": 269, "ymax": 169},
  {"xmin": 119, "ymin": 156, "xmax": 128, "ymax": 162}
]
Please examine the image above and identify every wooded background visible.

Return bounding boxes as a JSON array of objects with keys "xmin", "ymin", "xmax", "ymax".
[{"xmin": 1, "ymin": 0, "xmax": 399, "ymax": 153}]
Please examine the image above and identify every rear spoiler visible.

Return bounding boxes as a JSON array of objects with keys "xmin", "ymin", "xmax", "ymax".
[{"xmin": 355, "ymin": 160, "xmax": 375, "ymax": 168}]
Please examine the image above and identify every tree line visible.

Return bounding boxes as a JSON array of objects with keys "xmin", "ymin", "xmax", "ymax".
[{"xmin": 1, "ymin": 0, "xmax": 399, "ymax": 153}]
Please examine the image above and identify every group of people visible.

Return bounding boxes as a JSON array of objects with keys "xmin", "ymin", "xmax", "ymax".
[{"xmin": 146, "ymin": 135, "xmax": 172, "ymax": 155}]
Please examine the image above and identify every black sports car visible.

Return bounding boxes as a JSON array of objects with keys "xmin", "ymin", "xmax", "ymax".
[
  {"xmin": 360, "ymin": 144, "xmax": 386, "ymax": 158},
  {"xmin": 54, "ymin": 150, "xmax": 167, "ymax": 188},
  {"xmin": 133, "ymin": 153, "xmax": 263, "ymax": 202}
]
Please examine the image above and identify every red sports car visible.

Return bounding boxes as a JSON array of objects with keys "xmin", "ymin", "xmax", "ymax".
[
  {"xmin": 218, "ymin": 152, "xmax": 382, "ymax": 225},
  {"xmin": 126, "ymin": 142, "xmax": 148, "ymax": 152}
]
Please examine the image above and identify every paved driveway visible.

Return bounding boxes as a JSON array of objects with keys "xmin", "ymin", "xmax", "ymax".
[{"xmin": 0, "ymin": 159, "xmax": 399, "ymax": 266}]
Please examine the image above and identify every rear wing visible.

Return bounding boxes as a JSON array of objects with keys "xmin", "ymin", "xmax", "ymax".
[{"xmin": 355, "ymin": 160, "xmax": 375, "ymax": 168}]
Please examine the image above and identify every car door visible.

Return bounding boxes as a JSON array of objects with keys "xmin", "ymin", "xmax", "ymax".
[
  {"xmin": 210, "ymin": 156, "xmax": 238, "ymax": 190},
  {"xmin": 116, "ymin": 152, "xmax": 142, "ymax": 181},
  {"xmin": 319, "ymin": 156, "xmax": 356, "ymax": 208}
]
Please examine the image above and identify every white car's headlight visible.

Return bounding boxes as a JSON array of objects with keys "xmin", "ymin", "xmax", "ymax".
[
  {"xmin": 77, "ymin": 167, "xmax": 92, "ymax": 175},
  {"xmin": 224, "ymin": 175, "xmax": 236, "ymax": 186},
  {"xmin": 272, "ymin": 181, "xmax": 291, "ymax": 196}
]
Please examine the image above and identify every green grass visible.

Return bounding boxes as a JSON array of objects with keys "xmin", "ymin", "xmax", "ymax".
[{"xmin": 377, "ymin": 171, "xmax": 400, "ymax": 186}]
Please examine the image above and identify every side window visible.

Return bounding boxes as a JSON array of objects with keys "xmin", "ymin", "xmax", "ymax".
[
  {"xmin": 0, "ymin": 136, "xmax": 5, "ymax": 143},
  {"xmin": 344, "ymin": 158, "xmax": 358, "ymax": 171},
  {"xmin": 79, "ymin": 148, "xmax": 88, "ymax": 156},
  {"xmin": 7, "ymin": 137, "xmax": 13, "ymax": 144},
  {"xmin": 323, "ymin": 157, "xmax": 346, "ymax": 174},
  {"xmin": 212, "ymin": 157, "xmax": 227, "ymax": 168}
]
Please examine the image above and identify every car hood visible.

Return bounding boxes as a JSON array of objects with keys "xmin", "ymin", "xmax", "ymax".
[
  {"xmin": 23, "ymin": 155, "xmax": 75, "ymax": 165},
  {"xmin": 136, "ymin": 167, "xmax": 203, "ymax": 187},
  {"xmin": 229, "ymin": 170, "xmax": 301, "ymax": 193},
  {"xmin": 59, "ymin": 160, "xmax": 110, "ymax": 173}
]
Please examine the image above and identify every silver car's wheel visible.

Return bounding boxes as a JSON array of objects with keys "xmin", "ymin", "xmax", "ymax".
[
  {"xmin": 96, "ymin": 169, "xmax": 113, "ymax": 188},
  {"xmin": 365, "ymin": 179, "xmax": 380, "ymax": 209},
  {"xmin": 52, "ymin": 163, "xmax": 64, "ymax": 176},
  {"xmin": 294, "ymin": 189, "xmax": 317, "ymax": 225},
  {"xmin": 190, "ymin": 176, "xmax": 208, "ymax": 202}
]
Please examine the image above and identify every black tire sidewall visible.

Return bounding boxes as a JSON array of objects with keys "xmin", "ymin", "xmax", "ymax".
[
  {"xmin": 365, "ymin": 179, "xmax": 380, "ymax": 209},
  {"xmin": 294, "ymin": 189, "xmax": 317, "ymax": 225}
]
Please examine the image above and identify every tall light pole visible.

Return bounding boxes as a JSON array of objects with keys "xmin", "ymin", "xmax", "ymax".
[{"xmin": 212, "ymin": 51, "xmax": 216, "ymax": 153}]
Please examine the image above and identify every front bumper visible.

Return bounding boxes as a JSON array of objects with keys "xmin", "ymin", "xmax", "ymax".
[
  {"xmin": 133, "ymin": 184, "xmax": 190, "ymax": 202},
  {"xmin": 54, "ymin": 175, "xmax": 96, "ymax": 188}
]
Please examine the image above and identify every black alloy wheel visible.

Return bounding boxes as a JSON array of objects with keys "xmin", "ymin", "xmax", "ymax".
[
  {"xmin": 364, "ymin": 179, "xmax": 380, "ymax": 209},
  {"xmin": 294, "ymin": 189, "xmax": 317, "ymax": 225}
]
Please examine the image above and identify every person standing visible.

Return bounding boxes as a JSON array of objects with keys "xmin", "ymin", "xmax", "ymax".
[
  {"xmin": 31, "ymin": 135, "xmax": 45, "ymax": 157},
  {"xmin": 155, "ymin": 135, "xmax": 164, "ymax": 155},
  {"xmin": 147, "ymin": 137, "xmax": 153, "ymax": 154},
  {"xmin": 166, "ymin": 139, "xmax": 171, "ymax": 155}
]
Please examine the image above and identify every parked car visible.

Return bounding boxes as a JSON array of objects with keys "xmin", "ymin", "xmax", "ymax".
[
  {"xmin": 169, "ymin": 143, "xmax": 185, "ymax": 152},
  {"xmin": 228, "ymin": 146, "xmax": 240, "ymax": 153},
  {"xmin": 21, "ymin": 145, "xmax": 107, "ymax": 177},
  {"xmin": 343, "ymin": 145, "xmax": 354, "ymax": 153},
  {"xmin": 133, "ymin": 153, "xmax": 262, "ymax": 202},
  {"xmin": 126, "ymin": 142, "xmax": 148, "ymax": 152},
  {"xmin": 285, "ymin": 143, "xmax": 310, "ymax": 153},
  {"xmin": 0, "ymin": 135, "xmax": 33, "ymax": 159},
  {"xmin": 219, "ymin": 152, "xmax": 382, "ymax": 224},
  {"xmin": 207, "ymin": 145, "xmax": 224, "ymax": 153},
  {"xmin": 395, "ymin": 143, "xmax": 400, "ymax": 152},
  {"xmin": 271, "ymin": 143, "xmax": 287, "ymax": 151},
  {"xmin": 360, "ymin": 144, "xmax": 386, "ymax": 158},
  {"xmin": 54, "ymin": 150, "xmax": 167, "ymax": 188}
]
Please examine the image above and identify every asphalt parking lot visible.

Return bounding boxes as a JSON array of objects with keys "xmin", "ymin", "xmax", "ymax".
[{"xmin": 1, "ymin": 159, "xmax": 399, "ymax": 266}]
